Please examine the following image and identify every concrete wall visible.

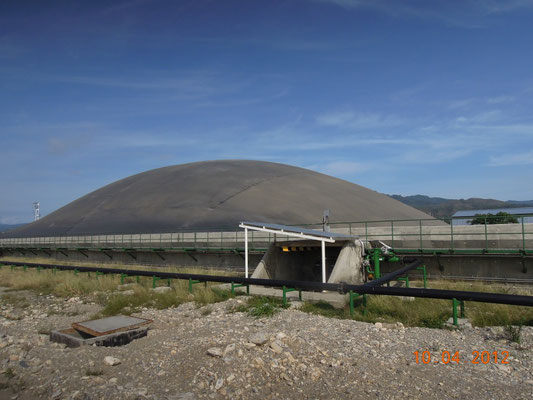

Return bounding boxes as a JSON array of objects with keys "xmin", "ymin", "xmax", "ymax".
[
  {"xmin": 0, "ymin": 248, "xmax": 263, "ymax": 271},
  {"xmin": 328, "ymin": 241, "xmax": 365, "ymax": 284},
  {"xmin": 380, "ymin": 255, "xmax": 533, "ymax": 282}
]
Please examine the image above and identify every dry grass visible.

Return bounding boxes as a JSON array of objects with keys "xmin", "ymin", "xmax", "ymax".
[
  {"xmin": 0, "ymin": 256, "xmax": 240, "ymax": 277},
  {"xmin": 301, "ymin": 285, "xmax": 533, "ymax": 328},
  {"xmin": 1, "ymin": 261, "xmax": 532, "ymax": 327},
  {"xmin": 0, "ymin": 265, "xmax": 236, "ymax": 317}
]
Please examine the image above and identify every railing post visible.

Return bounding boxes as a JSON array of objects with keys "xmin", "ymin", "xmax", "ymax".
[
  {"xmin": 391, "ymin": 220, "xmax": 394, "ymax": 248},
  {"xmin": 419, "ymin": 220, "xmax": 423, "ymax": 250},
  {"xmin": 349, "ymin": 290, "xmax": 354, "ymax": 317},
  {"xmin": 452, "ymin": 298, "xmax": 459, "ymax": 326},
  {"xmin": 522, "ymin": 218, "xmax": 526, "ymax": 251},
  {"xmin": 450, "ymin": 219, "xmax": 454, "ymax": 251},
  {"xmin": 484, "ymin": 217, "xmax": 488, "ymax": 251}
]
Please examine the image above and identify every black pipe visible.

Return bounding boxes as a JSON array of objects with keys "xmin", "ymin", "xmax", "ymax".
[
  {"xmin": 363, "ymin": 259, "xmax": 423, "ymax": 288},
  {"xmin": 2, "ymin": 261, "xmax": 533, "ymax": 307}
]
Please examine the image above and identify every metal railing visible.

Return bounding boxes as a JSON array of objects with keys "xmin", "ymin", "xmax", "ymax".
[{"xmin": 1, "ymin": 214, "xmax": 532, "ymax": 253}]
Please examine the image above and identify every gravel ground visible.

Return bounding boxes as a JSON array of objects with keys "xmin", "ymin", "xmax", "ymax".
[{"xmin": 1, "ymin": 288, "xmax": 532, "ymax": 400}]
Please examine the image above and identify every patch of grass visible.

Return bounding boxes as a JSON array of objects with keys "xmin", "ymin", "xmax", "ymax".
[
  {"xmin": 194, "ymin": 287, "xmax": 233, "ymax": 306},
  {"xmin": 0, "ymin": 267, "xmax": 119, "ymax": 298},
  {"xmin": 301, "ymin": 300, "xmax": 349, "ymax": 319},
  {"xmin": 505, "ymin": 324, "xmax": 523, "ymax": 344},
  {"xmin": 0, "ymin": 257, "xmax": 241, "ymax": 277},
  {"xmin": 37, "ymin": 327, "xmax": 52, "ymax": 335},
  {"xmin": 3, "ymin": 368, "xmax": 15, "ymax": 379},
  {"xmin": 1, "ymin": 293, "xmax": 30, "ymax": 309},
  {"xmin": 97, "ymin": 284, "xmax": 232, "ymax": 317},
  {"xmin": 200, "ymin": 307, "xmax": 212, "ymax": 316},
  {"xmin": 85, "ymin": 368, "xmax": 104, "ymax": 376},
  {"xmin": 235, "ymin": 296, "xmax": 286, "ymax": 318}
]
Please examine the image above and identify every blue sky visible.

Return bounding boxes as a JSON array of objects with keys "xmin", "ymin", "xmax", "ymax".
[{"xmin": 1, "ymin": 0, "xmax": 533, "ymax": 223}]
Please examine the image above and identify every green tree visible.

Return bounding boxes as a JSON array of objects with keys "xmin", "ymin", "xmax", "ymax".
[{"xmin": 469, "ymin": 212, "xmax": 519, "ymax": 225}]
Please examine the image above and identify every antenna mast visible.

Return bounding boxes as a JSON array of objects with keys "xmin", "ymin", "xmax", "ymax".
[{"xmin": 33, "ymin": 202, "xmax": 40, "ymax": 221}]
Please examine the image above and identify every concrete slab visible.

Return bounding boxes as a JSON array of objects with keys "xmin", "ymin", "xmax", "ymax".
[
  {"xmin": 50, "ymin": 327, "xmax": 148, "ymax": 348},
  {"xmin": 72, "ymin": 316, "xmax": 152, "ymax": 337}
]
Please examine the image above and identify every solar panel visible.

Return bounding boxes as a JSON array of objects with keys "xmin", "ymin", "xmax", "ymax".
[{"xmin": 240, "ymin": 221, "xmax": 356, "ymax": 240}]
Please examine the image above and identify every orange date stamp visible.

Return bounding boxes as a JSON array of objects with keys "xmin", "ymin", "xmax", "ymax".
[{"xmin": 413, "ymin": 350, "xmax": 510, "ymax": 365}]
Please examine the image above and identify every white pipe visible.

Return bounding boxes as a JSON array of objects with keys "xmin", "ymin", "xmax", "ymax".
[
  {"xmin": 321, "ymin": 240, "xmax": 326, "ymax": 283},
  {"xmin": 245, "ymin": 228, "xmax": 249, "ymax": 278}
]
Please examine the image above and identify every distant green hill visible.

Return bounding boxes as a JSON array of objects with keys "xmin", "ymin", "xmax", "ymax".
[{"xmin": 389, "ymin": 195, "xmax": 533, "ymax": 219}]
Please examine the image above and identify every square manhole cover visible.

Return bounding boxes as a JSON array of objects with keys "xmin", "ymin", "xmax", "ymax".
[{"xmin": 72, "ymin": 315, "xmax": 152, "ymax": 337}]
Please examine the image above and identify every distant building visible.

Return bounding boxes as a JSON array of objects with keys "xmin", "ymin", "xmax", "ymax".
[{"xmin": 452, "ymin": 207, "xmax": 533, "ymax": 226}]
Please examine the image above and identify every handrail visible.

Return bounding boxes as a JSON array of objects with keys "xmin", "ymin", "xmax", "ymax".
[{"xmin": 1, "ymin": 215, "xmax": 531, "ymax": 253}]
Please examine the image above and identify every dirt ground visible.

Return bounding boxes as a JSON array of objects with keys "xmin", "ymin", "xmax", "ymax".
[{"xmin": 1, "ymin": 288, "xmax": 532, "ymax": 400}]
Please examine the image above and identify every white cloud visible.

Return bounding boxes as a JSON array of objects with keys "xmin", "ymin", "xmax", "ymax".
[
  {"xmin": 316, "ymin": 111, "xmax": 404, "ymax": 130},
  {"xmin": 486, "ymin": 95, "xmax": 515, "ymax": 104},
  {"xmin": 306, "ymin": 161, "xmax": 374, "ymax": 177},
  {"xmin": 312, "ymin": 0, "xmax": 533, "ymax": 28},
  {"xmin": 488, "ymin": 151, "xmax": 533, "ymax": 166}
]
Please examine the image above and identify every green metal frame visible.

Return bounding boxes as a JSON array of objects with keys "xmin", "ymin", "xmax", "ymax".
[
  {"xmin": 231, "ymin": 282, "xmax": 249, "ymax": 296},
  {"xmin": 188, "ymin": 278, "xmax": 204, "ymax": 293},
  {"xmin": 451, "ymin": 298, "xmax": 466, "ymax": 326},
  {"xmin": 349, "ymin": 291, "xmax": 367, "ymax": 317},
  {"xmin": 282, "ymin": 286, "xmax": 302, "ymax": 306}
]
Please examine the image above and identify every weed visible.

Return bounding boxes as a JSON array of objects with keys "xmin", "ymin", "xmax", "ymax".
[
  {"xmin": 301, "ymin": 301, "xmax": 349, "ymax": 319},
  {"xmin": 200, "ymin": 307, "xmax": 212, "ymax": 316},
  {"xmin": 37, "ymin": 327, "xmax": 52, "ymax": 335},
  {"xmin": 505, "ymin": 324, "xmax": 523, "ymax": 344},
  {"xmin": 3, "ymin": 368, "xmax": 15, "ymax": 379},
  {"xmin": 85, "ymin": 368, "xmax": 104, "ymax": 376},
  {"xmin": 242, "ymin": 296, "xmax": 286, "ymax": 318},
  {"xmin": 1, "ymin": 293, "xmax": 30, "ymax": 309}
]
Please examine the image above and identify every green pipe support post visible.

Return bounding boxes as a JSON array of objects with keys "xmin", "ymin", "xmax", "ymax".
[
  {"xmin": 95, "ymin": 271, "xmax": 104, "ymax": 279},
  {"xmin": 37, "ymin": 266, "xmax": 42, "ymax": 273},
  {"xmin": 397, "ymin": 276, "xmax": 410, "ymax": 288},
  {"xmin": 231, "ymin": 282, "xmax": 250, "ymax": 296},
  {"xmin": 282, "ymin": 286, "xmax": 302, "ymax": 306},
  {"xmin": 136, "ymin": 276, "xmax": 140, "ymax": 284},
  {"xmin": 153, "ymin": 276, "xmax": 161, "ymax": 289},
  {"xmin": 188, "ymin": 278, "xmax": 202, "ymax": 293},
  {"xmin": 372, "ymin": 250, "xmax": 381, "ymax": 279},
  {"xmin": 120, "ymin": 273, "xmax": 127, "ymax": 285},
  {"xmin": 416, "ymin": 265, "xmax": 427, "ymax": 288},
  {"xmin": 452, "ymin": 298, "xmax": 465, "ymax": 326},
  {"xmin": 349, "ymin": 291, "xmax": 368, "ymax": 317},
  {"xmin": 23, "ymin": 265, "xmax": 28, "ymax": 272},
  {"xmin": 73, "ymin": 269, "xmax": 79, "ymax": 276}
]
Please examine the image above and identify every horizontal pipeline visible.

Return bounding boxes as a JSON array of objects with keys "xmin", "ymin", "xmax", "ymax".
[
  {"xmin": 2, "ymin": 261, "xmax": 533, "ymax": 307},
  {"xmin": 363, "ymin": 259, "xmax": 423, "ymax": 288}
]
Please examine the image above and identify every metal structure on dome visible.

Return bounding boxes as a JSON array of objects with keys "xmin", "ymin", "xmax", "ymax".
[{"xmin": 33, "ymin": 202, "xmax": 40, "ymax": 221}]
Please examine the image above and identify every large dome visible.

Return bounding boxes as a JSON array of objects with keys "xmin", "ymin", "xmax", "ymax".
[{"xmin": 6, "ymin": 160, "xmax": 439, "ymax": 237}]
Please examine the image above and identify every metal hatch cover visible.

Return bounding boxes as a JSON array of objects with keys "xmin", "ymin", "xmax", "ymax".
[{"xmin": 72, "ymin": 315, "xmax": 153, "ymax": 337}]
